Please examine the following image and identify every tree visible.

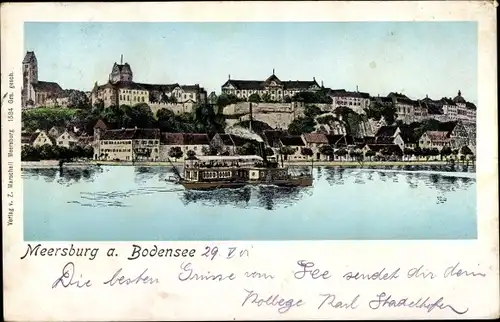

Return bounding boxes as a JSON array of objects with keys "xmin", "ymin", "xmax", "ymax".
[
  {"xmin": 288, "ymin": 117, "xmax": 316, "ymax": 135},
  {"xmin": 67, "ymin": 90, "xmax": 91, "ymax": 109},
  {"xmin": 217, "ymin": 93, "xmax": 240, "ymax": 108},
  {"xmin": 460, "ymin": 145, "xmax": 473, "ymax": 156},
  {"xmin": 430, "ymin": 148, "xmax": 440, "ymax": 160},
  {"xmin": 283, "ymin": 95, "xmax": 292, "ymax": 103},
  {"xmin": 202, "ymin": 146, "xmax": 218, "ymax": 156},
  {"xmin": 304, "ymin": 105, "xmax": 322, "ymax": 118},
  {"xmin": 168, "ymin": 146, "xmax": 183, "ymax": 160},
  {"xmin": 237, "ymin": 142, "xmax": 258, "ymax": 155},
  {"xmin": 265, "ymin": 147, "xmax": 274, "ymax": 156},
  {"xmin": 279, "ymin": 146, "xmax": 296, "ymax": 160},
  {"xmin": 248, "ymin": 93, "xmax": 261, "ymax": 103},
  {"xmin": 403, "ymin": 148, "xmax": 414, "ymax": 160},
  {"xmin": 186, "ymin": 150, "xmax": 197, "ymax": 160},
  {"xmin": 261, "ymin": 92, "xmax": 272, "ymax": 103},
  {"xmin": 319, "ymin": 145, "xmax": 334, "ymax": 160},
  {"xmin": 440, "ymin": 146, "xmax": 452, "ymax": 160},
  {"xmin": 301, "ymin": 147, "xmax": 313, "ymax": 159},
  {"xmin": 335, "ymin": 148, "xmax": 348, "ymax": 160},
  {"xmin": 413, "ymin": 146, "xmax": 422, "ymax": 160},
  {"xmin": 365, "ymin": 149, "xmax": 376, "ymax": 160},
  {"xmin": 421, "ymin": 147, "xmax": 431, "ymax": 160}
]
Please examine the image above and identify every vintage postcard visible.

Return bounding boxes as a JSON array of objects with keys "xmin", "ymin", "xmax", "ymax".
[{"xmin": 2, "ymin": 1, "xmax": 499, "ymax": 321}]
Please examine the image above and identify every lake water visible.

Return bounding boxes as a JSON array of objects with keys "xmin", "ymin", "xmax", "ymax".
[{"xmin": 22, "ymin": 164, "xmax": 477, "ymax": 241}]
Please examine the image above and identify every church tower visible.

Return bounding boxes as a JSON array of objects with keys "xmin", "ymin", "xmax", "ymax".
[
  {"xmin": 22, "ymin": 51, "xmax": 38, "ymax": 106},
  {"xmin": 108, "ymin": 54, "xmax": 133, "ymax": 83}
]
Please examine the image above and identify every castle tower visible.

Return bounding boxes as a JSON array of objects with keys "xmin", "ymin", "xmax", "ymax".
[
  {"xmin": 22, "ymin": 51, "xmax": 38, "ymax": 105},
  {"xmin": 108, "ymin": 54, "xmax": 133, "ymax": 83}
]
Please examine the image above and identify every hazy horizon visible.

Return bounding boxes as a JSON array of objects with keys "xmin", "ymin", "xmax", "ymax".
[{"xmin": 24, "ymin": 22, "xmax": 478, "ymax": 103}]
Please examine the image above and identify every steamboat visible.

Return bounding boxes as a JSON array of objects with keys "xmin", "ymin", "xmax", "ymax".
[{"xmin": 170, "ymin": 142, "xmax": 313, "ymax": 190}]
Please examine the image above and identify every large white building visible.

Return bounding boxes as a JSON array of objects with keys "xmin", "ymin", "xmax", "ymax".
[
  {"xmin": 221, "ymin": 71, "xmax": 321, "ymax": 102},
  {"xmin": 91, "ymin": 56, "xmax": 207, "ymax": 108}
]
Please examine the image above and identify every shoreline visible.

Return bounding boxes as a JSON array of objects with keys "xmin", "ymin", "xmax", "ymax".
[{"xmin": 21, "ymin": 159, "xmax": 470, "ymax": 168}]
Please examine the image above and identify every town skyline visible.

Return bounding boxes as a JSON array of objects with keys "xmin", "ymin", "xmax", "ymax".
[{"xmin": 25, "ymin": 21, "xmax": 478, "ymax": 103}]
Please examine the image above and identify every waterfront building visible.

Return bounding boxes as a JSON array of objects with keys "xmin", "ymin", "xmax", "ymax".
[
  {"xmin": 374, "ymin": 126, "xmax": 405, "ymax": 151},
  {"xmin": 48, "ymin": 126, "xmax": 66, "ymax": 139},
  {"xmin": 22, "ymin": 51, "xmax": 64, "ymax": 108},
  {"xmin": 22, "ymin": 131, "xmax": 55, "ymax": 147},
  {"xmin": 301, "ymin": 133, "xmax": 329, "ymax": 160},
  {"xmin": 221, "ymin": 71, "xmax": 321, "ymax": 102},
  {"xmin": 55, "ymin": 129, "xmax": 79, "ymax": 148},
  {"xmin": 160, "ymin": 133, "xmax": 211, "ymax": 161},
  {"xmin": 418, "ymin": 131, "xmax": 450, "ymax": 151},
  {"xmin": 94, "ymin": 128, "xmax": 161, "ymax": 161},
  {"xmin": 278, "ymin": 136, "xmax": 307, "ymax": 161}
]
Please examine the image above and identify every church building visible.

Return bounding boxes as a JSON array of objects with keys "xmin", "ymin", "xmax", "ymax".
[
  {"xmin": 91, "ymin": 55, "xmax": 207, "ymax": 108},
  {"xmin": 22, "ymin": 51, "xmax": 64, "ymax": 108}
]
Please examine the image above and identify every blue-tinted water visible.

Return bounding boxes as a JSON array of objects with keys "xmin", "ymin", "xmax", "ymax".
[{"xmin": 23, "ymin": 165, "xmax": 477, "ymax": 241}]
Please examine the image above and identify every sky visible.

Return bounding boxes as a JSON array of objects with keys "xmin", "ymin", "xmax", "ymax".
[{"xmin": 24, "ymin": 22, "xmax": 477, "ymax": 103}]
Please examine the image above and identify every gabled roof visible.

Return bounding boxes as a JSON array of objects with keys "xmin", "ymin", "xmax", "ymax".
[
  {"xmin": 263, "ymin": 130, "xmax": 288, "ymax": 145},
  {"xmin": 100, "ymin": 129, "xmax": 136, "ymax": 140},
  {"xmin": 398, "ymin": 126, "xmax": 418, "ymax": 143},
  {"xmin": 419, "ymin": 97, "xmax": 444, "ymax": 115},
  {"xmin": 222, "ymin": 80, "xmax": 264, "ymax": 90},
  {"xmin": 283, "ymin": 80, "xmax": 319, "ymax": 90},
  {"xmin": 23, "ymin": 51, "xmax": 37, "ymax": 63},
  {"xmin": 302, "ymin": 133, "xmax": 328, "ymax": 144},
  {"xmin": 217, "ymin": 133, "xmax": 235, "ymax": 146},
  {"xmin": 230, "ymin": 135, "xmax": 254, "ymax": 147},
  {"xmin": 133, "ymin": 128, "xmax": 160, "ymax": 140},
  {"xmin": 57, "ymin": 130, "xmax": 79, "ymax": 141},
  {"xmin": 32, "ymin": 81, "xmax": 63, "ymax": 93},
  {"xmin": 325, "ymin": 134, "xmax": 344, "ymax": 145},
  {"xmin": 423, "ymin": 131, "xmax": 450, "ymax": 143},
  {"xmin": 93, "ymin": 119, "xmax": 108, "ymax": 130},
  {"xmin": 113, "ymin": 81, "xmax": 147, "ymax": 90},
  {"xmin": 135, "ymin": 83, "xmax": 179, "ymax": 92},
  {"xmin": 264, "ymin": 74, "xmax": 282, "ymax": 85},
  {"xmin": 181, "ymin": 84, "xmax": 203, "ymax": 92},
  {"xmin": 330, "ymin": 90, "xmax": 370, "ymax": 99},
  {"xmin": 280, "ymin": 136, "xmax": 305, "ymax": 146},
  {"xmin": 387, "ymin": 92, "xmax": 409, "ymax": 100},
  {"xmin": 161, "ymin": 133, "xmax": 183, "ymax": 145},
  {"xmin": 113, "ymin": 63, "xmax": 132, "ymax": 73},
  {"xmin": 100, "ymin": 128, "xmax": 160, "ymax": 140},
  {"xmin": 376, "ymin": 126, "xmax": 399, "ymax": 137},
  {"xmin": 222, "ymin": 76, "xmax": 319, "ymax": 91},
  {"xmin": 375, "ymin": 136, "xmax": 395, "ymax": 144}
]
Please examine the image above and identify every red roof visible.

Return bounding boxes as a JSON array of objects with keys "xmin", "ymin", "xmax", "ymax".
[
  {"xmin": 302, "ymin": 133, "xmax": 328, "ymax": 144},
  {"xmin": 425, "ymin": 131, "xmax": 450, "ymax": 143}
]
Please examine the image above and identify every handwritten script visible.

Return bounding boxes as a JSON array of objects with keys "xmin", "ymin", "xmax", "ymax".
[{"xmin": 26, "ymin": 244, "xmax": 487, "ymax": 317}]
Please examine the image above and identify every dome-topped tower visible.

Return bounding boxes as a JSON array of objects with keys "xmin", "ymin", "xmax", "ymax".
[
  {"xmin": 453, "ymin": 90, "xmax": 466, "ymax": 104},
  {"xmin": 109, "ymin": 54, "xmax": 133, "ymax": 83}
]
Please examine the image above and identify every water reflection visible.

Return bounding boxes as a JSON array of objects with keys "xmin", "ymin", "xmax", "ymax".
[
  {"xmin": 22, "ymin": 165, "xmax": 475, "ymax": 209},
  {"xmin": 22, "ymin": 167, "xmax": 102, "ymax": 186}
]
